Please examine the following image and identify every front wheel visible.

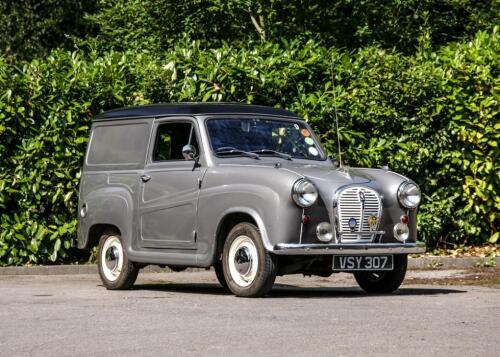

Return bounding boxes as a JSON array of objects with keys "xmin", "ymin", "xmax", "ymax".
[
  {"xmin": 354, "ymin": 254, "xmax": 408, "ymax": 294},
  {"xmin": 222, "ymin": 223, "xmax": 277, "ymax": 297},
  {"xmin": 214, "ymin": 263, "xmax": 229, "ymax": 291},
  {"xmin": 98, "ymin": 232, "xmax": 139, "ymax": 290}
]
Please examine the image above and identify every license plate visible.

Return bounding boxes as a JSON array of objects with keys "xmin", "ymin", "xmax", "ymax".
[{"xmin": 332, "ymin": 255, "xmax": 393, "ymax": 271}]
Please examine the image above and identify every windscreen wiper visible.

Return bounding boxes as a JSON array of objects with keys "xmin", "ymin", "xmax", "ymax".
[
  {"xmin": 215, "ymin": 147, "xmax": 260, "ymax": 159},
  {"xmin": 250, "ymin": 149, "xmax": 292, "ymax": 160}
]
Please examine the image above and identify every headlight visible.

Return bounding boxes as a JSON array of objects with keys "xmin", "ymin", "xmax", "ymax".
[
  {"xmin": 292, "ymin": 179, "xmax": 318, "ymax": 207},
  {"xmin": 397, "ymin": 181, "xmax": 421, "ymax": 209}
]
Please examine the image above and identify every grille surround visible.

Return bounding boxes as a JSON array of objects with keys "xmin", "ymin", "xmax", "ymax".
[{"xmin": 335, "ymin": 186, "xmax": 382, "ymax": 243}]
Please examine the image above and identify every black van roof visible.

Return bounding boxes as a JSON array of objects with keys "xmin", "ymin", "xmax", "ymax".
[{"xmin": 94, "ymin": 103, "xmax": 300, "ymax": 120}]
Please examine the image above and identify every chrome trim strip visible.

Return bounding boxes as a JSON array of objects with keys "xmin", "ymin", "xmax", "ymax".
[
  {"xmin": 273, "ymin": 242, "xmax": 426, "ymax": 255},
  {"xmin": 299, "ymin": 207, "xmax": 305, "ymax": 244},
  {"xmin": 337, "ymin": 230, "xmax": 385, "ymax": 236}
]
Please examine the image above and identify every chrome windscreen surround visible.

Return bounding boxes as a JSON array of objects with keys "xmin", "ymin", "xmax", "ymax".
[{"xmin": 335, "ymin": 186, "xmax": 382, "ymax": 243}]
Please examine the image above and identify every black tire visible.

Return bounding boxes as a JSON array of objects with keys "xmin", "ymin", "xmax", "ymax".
[
  {"xmin": 97, "ymin": 231, "xmax": 139, "ymax": 290},
  {"xmin": 214, "ymin": 263, "xmax": 229, "ymax": 290},
  {"xmin": 354, "ymin": 254, "xmax": 408, "ymax": 294},
  {"xmin": 222, "ymin": 222, "xmax": 277, "ymax": 297}
]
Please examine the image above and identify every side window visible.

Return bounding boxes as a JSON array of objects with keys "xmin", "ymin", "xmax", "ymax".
[
  {"xmin": 153, "ymin": 122, "xmax": 199, "ymax": 161},
  {"xmin": 87, "ymin": 123, "xmax": 149, "ymax": 166}
]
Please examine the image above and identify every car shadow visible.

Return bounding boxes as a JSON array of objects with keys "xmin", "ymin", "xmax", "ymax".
[
  {"xmin": 267, "ymin": 283, "xmax": 466, "ymax": 298},
  {"xmin": 132, "ymin": 283, "xmax": 231, "ymax": 295},
  {"xmin": 131, "ymin": 282, "xmax": 466, "ymax": 298}
]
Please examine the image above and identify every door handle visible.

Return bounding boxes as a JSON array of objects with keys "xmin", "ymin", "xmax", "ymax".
[{"xmin": 140, "ymin": 174, "xmax": 151, "ymax": 183}]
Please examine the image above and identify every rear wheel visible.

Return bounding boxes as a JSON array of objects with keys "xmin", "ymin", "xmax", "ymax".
[
  {"xmin": 222, "ymin": 223, "xmax": 277, "ymax": 297},
  {"xmin": 354, "ymin": 254, "xmax": 408, "ymax": 293},
  {"xmin": 98, "ymin": 232, "xmax": 139, "ymax": 290}
]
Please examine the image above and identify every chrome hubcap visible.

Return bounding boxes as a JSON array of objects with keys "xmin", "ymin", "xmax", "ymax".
[
  {"xmin": 228, "ymin": 235, "xmax": 258, "ymax": 287},
  {"xmin": 105, "ymin": 246, "xmax": 120, "ymax": 271},
  {"xmin": 100, "ymin": 236, "xmax": 123, "ymax": 282},
  {"xmin": 234, "ymin": 246, "xmax": 252, "ymax": 275}
]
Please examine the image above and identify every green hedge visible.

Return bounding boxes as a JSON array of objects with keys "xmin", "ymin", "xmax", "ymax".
[
  {"xmin": 86, "ymin": 0, "xmax": 498, "ymax": 55},
  {"xmin": 0, "ymin": 29, "xmax": 498, "ymax": 265}
]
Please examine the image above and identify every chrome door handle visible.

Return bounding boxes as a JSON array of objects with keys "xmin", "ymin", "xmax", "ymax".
[{"xmin": 140, "ymin": 174, "xmax": 151, "ymax": 183}]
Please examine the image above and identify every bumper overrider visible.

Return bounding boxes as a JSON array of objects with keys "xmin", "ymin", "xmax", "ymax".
[{"xmin": 273, "ymin": 241, "xmax": 426, "ymax": 255}]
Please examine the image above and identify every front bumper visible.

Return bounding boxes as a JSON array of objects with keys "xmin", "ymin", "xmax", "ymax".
[{"xmin": 273, "ymin": 242, "xmax": 425, "ymax": 255}]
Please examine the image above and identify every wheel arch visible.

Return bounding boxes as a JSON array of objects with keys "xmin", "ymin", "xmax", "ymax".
[
  {"xmin": 213, "ymin": 207, "xmax": 272, "ymax": 264},
  {"xmin": 87, "ymin": 223, "xmax": 122, "ymax": 248}
]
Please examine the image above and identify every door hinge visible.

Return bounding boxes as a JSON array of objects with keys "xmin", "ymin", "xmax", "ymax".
[
  {"xmin": 192, "ymin": 230, "xmax": 197, "ymax": 242},
  {"xmin": 197, "ymin": 177, "xmax": 202, "ymax": 188}
]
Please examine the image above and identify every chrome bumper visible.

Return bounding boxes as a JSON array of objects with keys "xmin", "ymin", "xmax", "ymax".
[{"xmin": 273, "ymin": 242, "xmax": 426, "ymax": 255}]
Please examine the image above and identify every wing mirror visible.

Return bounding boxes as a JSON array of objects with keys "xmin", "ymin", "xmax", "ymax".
[{"xmin": 182, "ymin": 144, "xmax": 197, "ymax": 160}]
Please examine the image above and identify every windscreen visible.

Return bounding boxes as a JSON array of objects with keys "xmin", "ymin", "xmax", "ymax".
[{"xmin": 206, "ymin": 118, "xmax": 325, "ymax": 160}]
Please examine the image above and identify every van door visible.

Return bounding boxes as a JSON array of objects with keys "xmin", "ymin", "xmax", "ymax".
[{"xmin": 138, "ymin": 118, "xmax": 204, "ymax": 249}]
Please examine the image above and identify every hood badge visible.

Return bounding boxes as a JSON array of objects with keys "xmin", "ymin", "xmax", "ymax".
[
  {"xmin": 358, "ymin": 191, "xmax": 366, "ymax": 204},
  {"xmin": 368, "ymin": 215, "xmax": 378, "ymax": 231}
]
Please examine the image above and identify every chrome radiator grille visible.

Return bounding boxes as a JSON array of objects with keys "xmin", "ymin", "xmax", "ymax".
[{"xmin": 336, "ymin": 186, "xmax": 382, "ymax": 243}]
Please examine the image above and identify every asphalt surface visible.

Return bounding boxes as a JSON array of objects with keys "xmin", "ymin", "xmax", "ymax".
[{"xmin": 1, "ymin": 270, "xmax": 499, "ymax": 357}]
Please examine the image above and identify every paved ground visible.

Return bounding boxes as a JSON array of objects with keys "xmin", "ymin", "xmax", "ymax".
[
  {"xmin": 1, "ymin": 270, "xmax": 499, "ymax": 357},
  {"xmin": 3, "ymin": 256, "xmax": 500, "ymax": 275}
]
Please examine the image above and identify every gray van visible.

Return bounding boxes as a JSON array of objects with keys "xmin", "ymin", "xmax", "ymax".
[{"xmin": 77, "ymin": 103, "xmax": 424, "ymax": 297}]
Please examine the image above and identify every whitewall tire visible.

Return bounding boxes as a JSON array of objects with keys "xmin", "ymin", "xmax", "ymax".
[
  {"xmin": 222, "ymin": 223, "xmax": 277, "ymax": 297},
  {"xmin": 98, "ymin": 232, "xmax": 139, "ymax": 290}
]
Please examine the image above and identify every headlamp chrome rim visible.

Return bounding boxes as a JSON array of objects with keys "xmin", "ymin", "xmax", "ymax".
[
  {"xmin": 397, "ymin": 181, "xmax": 421, "ymax": 209},
  {"xmin": 292, "ymin": 178, "xmax": 318, "ymax": 207}
]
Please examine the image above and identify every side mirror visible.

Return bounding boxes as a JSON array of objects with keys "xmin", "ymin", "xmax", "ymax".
[{"xmin": 182, "ymin": 144, "xmax": 197, "ymax": 160}]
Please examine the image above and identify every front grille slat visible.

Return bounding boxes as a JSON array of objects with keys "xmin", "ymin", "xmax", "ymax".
[{"xmin": 336, "ymin": 186, "xmax": 382, "ymax": 243}]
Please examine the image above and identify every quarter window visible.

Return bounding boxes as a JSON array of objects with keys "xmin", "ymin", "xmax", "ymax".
[{"xmin": 153, "ymin": 122, "xmax": 199, "ymax": 161}]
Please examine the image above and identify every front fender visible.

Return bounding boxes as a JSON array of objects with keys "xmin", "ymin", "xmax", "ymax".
[
  {"xmin": 216, "ymin": 206, "xmax": 273, "ymax": 250},
  {"xmin": 195, "ymin": 166, "xmax": 304, "ymax": 265}
]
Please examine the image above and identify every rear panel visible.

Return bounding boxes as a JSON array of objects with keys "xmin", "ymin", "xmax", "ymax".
[{"xmin": 77, "ymin": 118, "xmax": 153, "ymax": 248}]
